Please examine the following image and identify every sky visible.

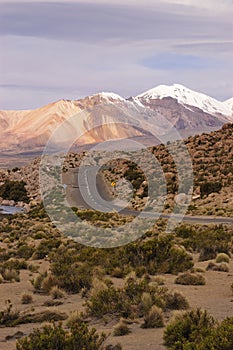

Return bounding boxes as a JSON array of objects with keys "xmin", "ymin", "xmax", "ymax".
[{"xmin": 0, "ymin": 0, "xmax": 233, "ymax": 109}]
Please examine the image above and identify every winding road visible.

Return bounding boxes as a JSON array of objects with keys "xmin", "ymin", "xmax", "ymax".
[{"xmin": 63, "ymin": 167, "xmax": 233, "ymax": 226}]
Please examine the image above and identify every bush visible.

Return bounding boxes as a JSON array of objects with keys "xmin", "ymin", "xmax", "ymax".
[
  {"xmin": 175, "ymin": 273, "xmax": 206, "ymax": 286},
  {"xmin": 141, "ymin": 305, "xmax": 164, "ymax": 328},
  {"xmin": 200, "ymin": 181, "xmax": 222, "ymax": 198},
  {"xmin": 165, "ymin": 292, "xmax": 189, "ymax": 310},
  {"xmin": 141, "ymin": 292, "xmax": 153, "ymax": 315},
  {"xmin": 163, "ymin": 309, "xmax": 216, "ymax": 349},
  {"xmin": 50, "ymin": 286, "xmax": 65, "ymax": 299},
  {"xmin": 41, "ymin": 274, "xmax": 58, "ymax": 293},
  {"xmin": 200, "ymin": 317, "xmax": 233, "ymax": 350},
  {"xmin": 0, "ymin": 180, "xmax": 29, "ymax": 203},
  {"xmin": 2, "ymin": 268, "xmax": 20, "ymax": 282},
  {"xmin": 16, "ymin": 322, "xmax": 106, "ymax": 350},
  {"xmin": 216, "ymin": 253, "xmax": 230, "ymax": 263},
  {"xmin": 0, "ymin": 300, "xmax": 20, "ymax": 326},
  {"xmin": 206, "ymin": 262, "xmax": 229, "ymax": 272},
  {"xmin": 164, "ymin": 310, "xmax": 233, "ymax": 350},
  {"xmin": 66, "ymin": 311, "xmax": 84, "ymax": 329},
  {"xmin": 21, "ymin": 293, "xmax": 33, "ymax": 304},
  {"xmin": 86, "ymin": 286, "xmax": 131, "ymax": 318},
  {"xmin": 113, "ymin": 322, "xmax": 131, "ymax": 336}
]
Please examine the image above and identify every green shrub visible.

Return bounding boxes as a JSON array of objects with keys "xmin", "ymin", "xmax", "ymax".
[
  {"xmin": 51, "ymin": 248, "xmax": 93, "ymax": 293},
  {"xmin": 165, "ymin": 292, "xmax": 189, "ymax": 310},
  {"xmin": 16, "ymin": 322, "xmax": 106, "ymax": 350},
  {"xmin": 0, "ymin": 180, "xmax": 29, "ymax": 203},
  {"xmin": 86, "ymin": 286, "xmax": 131, "ymax": 318},
  {"xmin": 164, "ymin": 310, "xmax": 233, "ymax": 350},
  {"xmin": 175, "ymin": 273, "xmax": 206, "ymax": 286},
  {"xmin": 163, "ymin": 309, "xmax": 216, "ymax": 349},
  {"xmin": 216, "ymin": 253, "xmax": 230, "ymax": 263},
  {"xmin": 200, "ymin": 317, "xmax": 233, "ymax": 350}
]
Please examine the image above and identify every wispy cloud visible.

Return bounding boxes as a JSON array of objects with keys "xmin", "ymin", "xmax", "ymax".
[{"xmin": 0, "ymin": 0, "xmax": 232, "ymax": 109}]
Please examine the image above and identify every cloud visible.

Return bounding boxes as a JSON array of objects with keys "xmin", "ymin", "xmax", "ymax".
[
  {"xmin": 0, "ymin": 1, "xmax": 232, "ymax": 109},
  {"xmin": 142, "ymin": 53, "xmax": 219, "ymax": 70}
]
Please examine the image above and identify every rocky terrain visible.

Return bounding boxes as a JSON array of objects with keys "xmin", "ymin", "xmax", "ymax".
[{"xmin": 0, "ymin": 123, "xmax": 232, "ymax": 217}]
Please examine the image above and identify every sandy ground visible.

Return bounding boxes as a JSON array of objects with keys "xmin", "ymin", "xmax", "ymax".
[{"xmin": 0, "ymin": 258, "xmax": 233, "ymax": 350}]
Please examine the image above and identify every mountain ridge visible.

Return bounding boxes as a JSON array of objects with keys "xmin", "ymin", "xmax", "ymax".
[{"xmin": 0, "ymin": 84, "xmax": 232, "ymax": 159}]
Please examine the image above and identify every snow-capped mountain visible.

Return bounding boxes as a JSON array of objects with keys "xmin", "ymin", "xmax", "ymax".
[
  {"xmin": 136, "ymin": 84, "xmax": 232, "ymax": 120},
  {"xmin": 0, "ymin": 84, "xmax": 232, "ymax": 159},
  {"xmin": 224, "ymin": 97, "xmax": 233, "ymax": 110}
]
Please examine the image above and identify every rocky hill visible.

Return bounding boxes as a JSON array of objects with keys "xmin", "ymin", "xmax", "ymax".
[{"xmin": 1, "ymin": 123, "xmax": 232, "ymax": 217}]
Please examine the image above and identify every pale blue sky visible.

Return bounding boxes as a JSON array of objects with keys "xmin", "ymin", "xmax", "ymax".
[{"xmin": 0, "ymin": 0, "xmax": 232, "ymax": 109}]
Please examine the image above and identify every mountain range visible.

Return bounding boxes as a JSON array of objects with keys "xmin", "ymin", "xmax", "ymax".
[{"xmin": 0, "ymin": 84, "xmax": 232, "ymax": 157}]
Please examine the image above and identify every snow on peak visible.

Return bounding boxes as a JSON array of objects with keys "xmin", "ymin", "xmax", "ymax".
[
  {"xmin": 224, "ymin": 97, "xmax": 233, "ymax": 106},
  {"xmin": 136, "ymin": 84, "xmax": 232, "ymax": 117},
  {"xmin": 93, "ymin": 92, "xmax": 125, "ymax": 101}
]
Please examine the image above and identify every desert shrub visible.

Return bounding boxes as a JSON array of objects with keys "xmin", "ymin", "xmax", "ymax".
[
  {"xmin": 0, "ymin": 180, "xmax": 29, "ymax": 203},
  {"xmin": 50, "ymin": 286, "xmax": 65, "ymax": 299},
  {"xmin": 175, "ymin": 273, "xmax": 206, "ymax": 286},
  {"xmin": 51, "ymin": 248, "xmax": 93, "ymax": 293},
  {"xmin": 200, "ymin": 181, "xmax": 222, "ymax": 198},
  {"xmin": 2, "ymin": 268, "xmax": 20, "ymax": 282},
  {"xmin": 165, "ymin": 292, "xmax": 189, "ymax": 310},
  {"xmin": 175, "ymin": 225, "xmax": 231, "ymax": 260},
  {"xmin": 16, "ymin": 322, "xmax": 106, "ymax": 350},
  {"xmin": 66, "ymin": 311, "xmax": 85, "ymax": 328},
  {"xmin": 206, "ymin": 262, "xmax": 229, "ymax": 272},
  {"xmin": 41, "ymin": 274, "xmax": 58, "ymax": 293},
  {"xmin": 231, "ymin": 282, "xmax": 233, "ymax": 295},
  {"xmin": 199, "ymin": 247, "xmax": 217, "ymax": 261},
  {"xmin": 32, "ymin": 238, "xmax": 62, "ymax": 259},
  {"xmin": 86, "ymin": 286, "xmax": 131, "ymax": 318},
  {"xmin": 216, "ymin": 253, "xmax": 230, "ymax": 263},
  {"xmin": 142, "ymin": 305, "xmax": 164, "ymax": 328},
  {"xmin": 124, "ymin": 276, "xmax": 151, "ymax": 304},
  {"xmin": 0, "ymin": 300, "xmax": 20, "ymax": 326},
  {"xmin": 199, "ymin": 317, "xmax": 233, "ymax": 350},
  {"xmin": 166, "ymin": 245, "xmax": 193, "ymax": 274},
  {"xmin": 1, "ymin": 258, "xmax": 27, "ymax": 271},
  {"xmin": 21, "ymin": 293, "xmax": 33, "ymax": 304},
  {"xmin": 113, "ymin": 321, "xmax": 131, "ymax": 336},
  {"xmin": 16, "ymin": 245, "xmax": 34, "ymax": 259},
  {"xmin": 31, "ymin": 272, "xmax": 46, "ymax": 291},
  {"xmin": 163, "ymin": 309, "xmax": 216, "ymax": 349},
  {"xmin": 164, "ymin": 310, "xmax": 233, "ymax": 350},
  {"xmin": 18, "ymin": 310, "xmax": 67, "ymax": 324},
  {"xmin": 141, "ymin": 292, "xmax": 154, "ymax": 315}
]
